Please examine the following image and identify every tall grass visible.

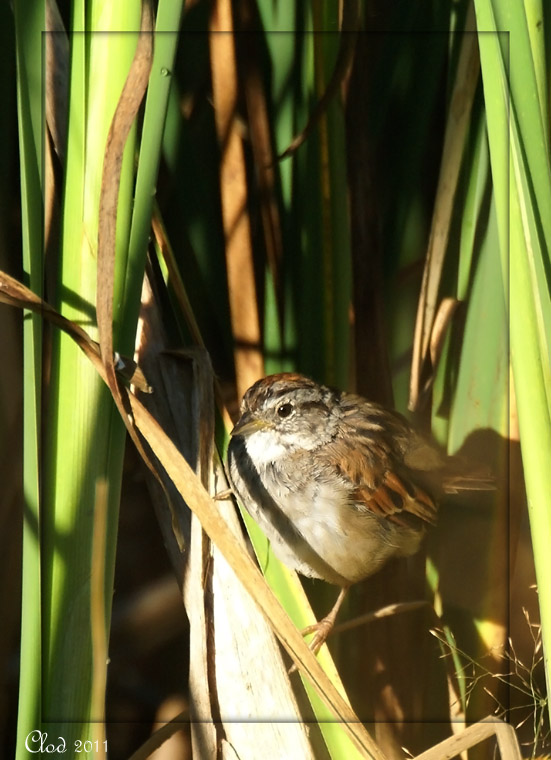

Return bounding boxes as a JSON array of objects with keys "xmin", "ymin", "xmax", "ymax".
[
  {"xmin": 474, "ymin": 0, "xmax": 551, "ymax": 729},
  {"xmin": 14, "ymin": 0, "xmax": 183, "ymax": 755}
]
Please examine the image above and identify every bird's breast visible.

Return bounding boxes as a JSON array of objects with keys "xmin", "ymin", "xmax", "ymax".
[{"xmin": 259, "ymin": 467, "xmax": 419, "ymax": 583}]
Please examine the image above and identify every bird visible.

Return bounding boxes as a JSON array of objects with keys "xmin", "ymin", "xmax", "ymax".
[{"xmin": 227, "ymin": 372, "xmax": 493, "ymax": 654}]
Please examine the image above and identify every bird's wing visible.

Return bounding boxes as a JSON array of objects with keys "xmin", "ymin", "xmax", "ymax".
[
  {"xmin": 350, "ymin": 470, "xmax": 437, "ymax": 526},
  {"xmin": 323, "ymin": 396, "xmax": 438, "ymax": 527},
  {"xmin": 326, "ymin": 443, "xmax": 438, "ymax": 526}
]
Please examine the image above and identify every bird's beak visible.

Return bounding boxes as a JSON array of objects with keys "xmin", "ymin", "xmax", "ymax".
[{"xmin": 230, "ymin": 412, "xmax": 271, "ymax": 437}]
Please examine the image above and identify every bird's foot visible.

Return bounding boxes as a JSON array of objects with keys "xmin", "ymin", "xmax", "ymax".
[
  {"xmin": 287, "ymin": 616, "xmax": 336, "ymax": 675},
  {"xmin": 301, "ymin": 615, "xmax": 335, "ymax": 655},
  {"xmin": 288, "ymin": 587, "xmax": 349, "ymax": 674}
]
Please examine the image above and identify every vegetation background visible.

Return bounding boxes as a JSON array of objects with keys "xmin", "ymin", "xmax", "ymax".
[{"xmin": 1, "ymin": 0, "xmax": 550, "ymax": 758}]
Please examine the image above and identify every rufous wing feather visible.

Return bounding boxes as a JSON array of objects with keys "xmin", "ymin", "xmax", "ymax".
[
  {"xmin": 351, "ymin": 470, "xmax": 437, "ymax": 527},
  {"xmin": 325, "ymin": 438, "xmax": 438, "ymax": 527}
]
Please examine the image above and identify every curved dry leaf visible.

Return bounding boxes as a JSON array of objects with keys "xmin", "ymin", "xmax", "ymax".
[
  {"xmin": 428, "ymin": 296, "xmax": 461, "ymax": 374},
  {"xmin": 0, "ymin": 270, "xmax": 385, "ymax": 758},
  {"xmin": 97, "ymin": 0, "xmax": 154, "ymax": 394},
  {"xmin": 412, "ymin": 716, "xmax": 521, "ymax": 760},
  {"xmin": 0, "ymin": 270, "xmax": 149, "ymax": 391}
]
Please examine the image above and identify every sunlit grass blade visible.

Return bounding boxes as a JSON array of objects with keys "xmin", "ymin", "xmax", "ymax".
[
  {"xmin": 14, "ymin": 0, "xmax": 45, "ymax": 753},
  {"xmin": 474, "ymin": 0, "xmax": 551, "ymax": 724},
  {"xmin": 27, "ymin": 2, "xmax": 150, "ymax": 754}
]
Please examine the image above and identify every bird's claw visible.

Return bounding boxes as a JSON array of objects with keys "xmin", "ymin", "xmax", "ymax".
[{"xmin": 288, "ymin": 616, "xmax": 335, "ymax": 674}]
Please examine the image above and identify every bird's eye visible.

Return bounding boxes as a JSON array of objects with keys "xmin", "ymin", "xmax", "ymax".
[{"xmin": 277, "ymin": 402, "xmax": 293, "ymax": 419}]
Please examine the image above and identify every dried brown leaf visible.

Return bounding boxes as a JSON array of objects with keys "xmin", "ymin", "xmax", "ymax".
[{"xmin": 209, "ymin": 0, "xmax": 264, "ymax": 399}]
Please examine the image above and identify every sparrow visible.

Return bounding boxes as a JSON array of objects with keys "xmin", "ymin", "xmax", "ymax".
[{"xmin": 227, "ymin": 373, "xmax": 492, "ymax": 653}]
